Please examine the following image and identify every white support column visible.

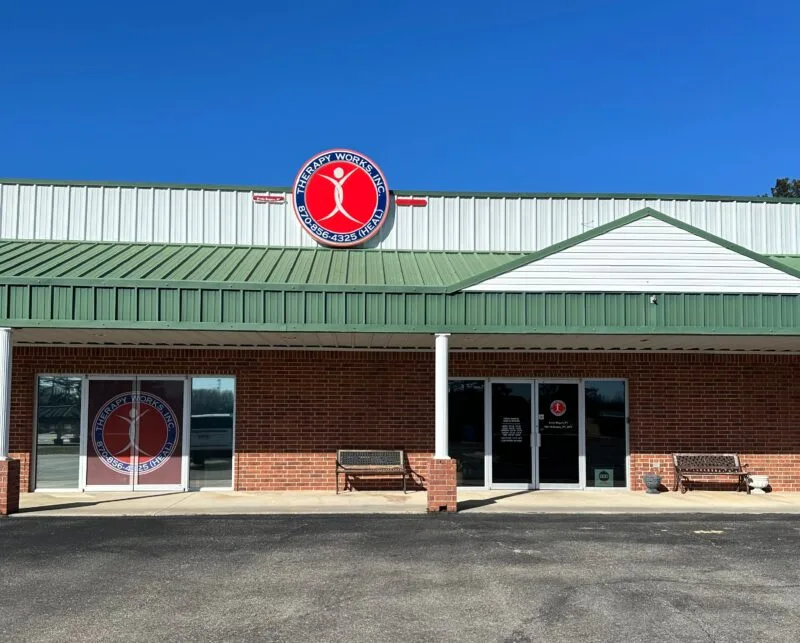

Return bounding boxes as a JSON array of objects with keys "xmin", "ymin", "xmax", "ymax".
[
  {"xmin": 434, "ymin": 332, "xmax": 450, "ymax": 459},
  {"xmin": 0, "ymin": 328, "xmax": 12, "ymax": 460}
]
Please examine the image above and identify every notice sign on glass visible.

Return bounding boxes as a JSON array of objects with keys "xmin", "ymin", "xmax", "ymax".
[
  {"xmin": 594, "ymin": 468, "xmax": 614, "ymax": 487},
  {"xmin": 500, "ymin": 417, "xmax": 523, "ymax": 443}
]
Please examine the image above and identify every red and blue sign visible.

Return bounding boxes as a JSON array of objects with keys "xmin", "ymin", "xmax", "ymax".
[
  {"xmin": 292, "ymin": 149, "xmax": 389, "ymax": 247},
  {"xmin": 91, "ymin": 392, "xmax": 179, "ymax": 475}
]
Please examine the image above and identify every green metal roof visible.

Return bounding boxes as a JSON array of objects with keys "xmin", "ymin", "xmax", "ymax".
[
  {"xmin": 3, "ymin": 209, "xmax": 800, "ymax": 335},
  {"xmin": 771, "ymin": 255, "xmax": 800, "ymax": 272},
  {"xmin": 0, "ymin": 239, "xmax": 527, "ymax": 293},
  {"xmin": 2, "ymin": 178, "xmax": 800, "ymax": 204}
]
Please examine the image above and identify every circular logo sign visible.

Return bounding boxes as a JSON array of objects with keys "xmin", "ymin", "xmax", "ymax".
[
  {"xmin": 599, "ymin": 471, "xmax": 610, "ymax": 482},
  {"xmin": 292, "ymin": 148, "xmax": 389, "ymax": 247},
  {"xmin": 91, "ymin": 392, "xmax": 179, "ymax": 475},
  {"xmin": 550, "ymin": 400, "xmax": 567, "ymax": 417}
]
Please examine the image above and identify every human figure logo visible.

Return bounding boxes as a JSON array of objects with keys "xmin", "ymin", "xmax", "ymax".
[
  {"xmin": 91, "ymin": 392, "xmax": 179, "ymax": 475},
  {"xmin": 550, "ymin": 400, "xmax": 567, "ymax": 417},
  {"xmin": 292, "ymin": 149, "xmax": 390, "ymax": 247}
]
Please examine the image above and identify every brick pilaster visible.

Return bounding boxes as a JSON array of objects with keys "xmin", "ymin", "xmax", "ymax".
[
  {"xmin": 0, "ymin": 459, "xmax": 21, "ymax": 516},
  {"xmin": 427, "ymin": 457, "xmax": 457, "ymax": 512}
]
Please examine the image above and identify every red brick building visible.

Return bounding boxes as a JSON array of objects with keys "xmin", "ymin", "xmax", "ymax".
[{"xmin": 2, "ymin": 163, "xmax": 800, "ymax": 514}]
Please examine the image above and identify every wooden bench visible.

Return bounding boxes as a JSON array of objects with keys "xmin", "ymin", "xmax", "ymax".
[
  {"xmin": 672, "ymin": 453, "xmax": 750, "ymax": 494},
  {"xmin": 336, "ymin": 449, "xmax": 407, "ymax": 494}
]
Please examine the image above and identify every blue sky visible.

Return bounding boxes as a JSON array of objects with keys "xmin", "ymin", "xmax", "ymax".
[{"xmin": 1, "ymin": 1, "xmax": 797, "ymax": 195}]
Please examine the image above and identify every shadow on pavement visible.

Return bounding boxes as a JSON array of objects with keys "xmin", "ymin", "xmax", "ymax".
[
  {"xmin": 18, "ymin": 492, "xmax": 185, "ymax": 514},
  {"xmin": 457, "ymin": 490, "xmax": 535, "ymax": 511}
]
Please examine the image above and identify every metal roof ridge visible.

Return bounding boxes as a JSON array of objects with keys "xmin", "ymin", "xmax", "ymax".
[{"xmin": 0, "ymin": 237, "xmax": 532, "ymax": 255}]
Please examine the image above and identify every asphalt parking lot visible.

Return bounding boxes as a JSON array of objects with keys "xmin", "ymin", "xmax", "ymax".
[{"xmin": 1, "ymin": 515, "xmax": 799, "ymax": 642}]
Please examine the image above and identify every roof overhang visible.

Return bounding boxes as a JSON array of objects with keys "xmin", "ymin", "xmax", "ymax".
[{"xmin": 10, "ymin": 328, "xmax": 800, "ymax": 353}]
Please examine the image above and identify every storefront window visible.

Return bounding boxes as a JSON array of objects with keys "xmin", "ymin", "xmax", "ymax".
[
  {"xmin": 449, "ymin": 380, "xmax": 485, "ymax": 486},
  {"xmin": 189, "ymin": 377, "xmax": 235, "ymax": 489},
  {"xmin": 35, "ymin": 376, "xmax": 82, "ymax": 488},
  {"xmin": 584, "ymin": 380, "xmax": 627, "ymax": 487}
]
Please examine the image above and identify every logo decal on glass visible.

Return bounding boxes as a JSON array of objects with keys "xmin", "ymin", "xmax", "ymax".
[
  {"xmin": 91, "ymin": 392, "xmax": 179, "ymax": 475},
  {"xmin": 550, "ymin": 400, "xmax": 567, "ymax": 417}
]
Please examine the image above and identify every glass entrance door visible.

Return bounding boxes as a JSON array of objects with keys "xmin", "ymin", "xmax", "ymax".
[
  {"xmin": 84, "ymin": 378, "xmax": 185, "ymax": 490},
  {"xmin": 490, "ymin": 382, "xmax": 534, "ymax": 486},
  {"xmin": 536, "ymin": 381, "xmax": 582, "ymax": 488}
]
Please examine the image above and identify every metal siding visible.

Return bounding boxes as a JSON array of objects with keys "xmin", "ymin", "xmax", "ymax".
[
  {"xmin": 345, "ymin": 292, "xmax": 365, "ymax": 325},
  {"xmin": 385, "ymin": 294, "xmax": 404, "ymax": 325},
  {"xmin": 153, "ymin": 189, "xmax": 171, "ymax": 243},
  {"xmin": 201, "ymin": 290, "xmax": 221, "ymax": 323},
  {"xmin": 30, "ymin": 286, "xmax": 49, "ymax": 319},
  {"xmin": 160, "ymin": 290, "xmax": 180, "ymax": 322},
  {"xmin": 604, "ymin": 294, "xmax": 622, "ymax": 327},
  {"xmin": 136, "ymin": 188, "xmax": 154, "ymax": 243},
  {"xmin": 180, "ymin": 290, "xmax": 200, "ymax": 322},
  {"xmin": 285, "ymin": 292, "xmax": 304, "ymax": 324},
  {"xmin": 103, "ymin": 188, "xmax": 121, "ymax": 241},
  {"xmin": 222, "ymin": 290, "xmax": 243, "ymax": 323},
  {"xmin": 465, "ymin": 293, "xmax": 485, "ymax": 325},
  {"xmin": 117, "ymin": 288, "xmax": 135, "ymax": 321},
  {"xmin": 119, "ymin": 188, "xmax": 138, "ymax": 242},
  {"xmin": 325, "ymin": 292, "xmax": 344, "ymax": 325},
  {"xmin": 17, "ymin": 185, "xmax": 36, "ymax": 239},
  {"xmin": 485, "ymin": 293, "xmax": 504, "ymax": 326},
  {"xmin": 52, "ymin": 286, "xmax": 72, "ymax": 320},
  {"xmin": 1, "ymin": 285, "xmax": 11, "ymax": 318},
  {"xmin": 187, "ymin": 191, "xmax": 204, "ymax": 243},
  {"xmin": 264, "ymin": 292, "xmax": 284, "ymax": 324},
  {"xmin": 138, "ymin": 289, "xmax": 158, "ymax": 322},
  {"xmin": 5, "ymin": 182, "xmax": 800, "ymax": 255},
  {"xmin": 4, "ymin": 283, "xmax": 800, "ymax": 334},
  {"xmin": 8, "ymin": 285, "xmax": 27, "ymax": 319},
  {"xmin": 95, "ymin": 288, "xmax": 115, "ymax": 320},
  {"xmin": 466, "ymin": 217, "xmax": 800, "ymax": 294},
  {"xmin": 74, "ymin": 287, "xmax": 93, "ymax": 320},
  {"xmin": 169, "ymin": 190, "xmax": 187, "ymax": 243},
  {"xmin": 365, "ymin": 293, "xmax": 385, "ymax": 325}
]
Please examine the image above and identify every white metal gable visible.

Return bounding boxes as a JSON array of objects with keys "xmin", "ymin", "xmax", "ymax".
[{"xmin": 464, "ymin": 216, "xmax": 800, "ymax": 294}]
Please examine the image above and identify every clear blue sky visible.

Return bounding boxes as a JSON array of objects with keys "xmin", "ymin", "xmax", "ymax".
[{"xmin": 1, "ymin": 1, "xmax": 797, "ymax": 195}]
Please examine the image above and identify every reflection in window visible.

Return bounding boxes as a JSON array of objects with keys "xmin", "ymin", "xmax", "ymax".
[
  {"xmin": 36, "ymin": 376, "xmax": 82, "ymax": 488},
  {"xmin": 189, "ymin": 377, "xmax": 235, "ymax": 489},
  {"xmin": 449, "ymin": 380, "xmax": 485, "ymax": 486},
  {"xmin": 585, "ymin": 380, "xmax": 627, "ymax": 487}
]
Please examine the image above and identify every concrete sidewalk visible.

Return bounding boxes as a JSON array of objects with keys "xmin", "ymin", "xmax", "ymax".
[{"xmin": 13, "ymin": 489, "xmax": 800, "ymax": 516}]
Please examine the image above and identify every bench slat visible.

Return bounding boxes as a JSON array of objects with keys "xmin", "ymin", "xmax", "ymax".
[{"xmin": 338, "ymin": 450, "xmax": 403, "ymax": 467}]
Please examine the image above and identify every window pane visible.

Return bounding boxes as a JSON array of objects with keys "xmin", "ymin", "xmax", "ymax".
[
  {"xmin": 448, "ymin": 380, "xmax": 485, "ymax": 486},
  {"xmin": 585, "ymin": 380, "xmax": 627, "ymax": 487},
  {"xmin": 36, "ymin": 376, "xmax": 82, "ymax": 489},
  {"xmin": 189, "ymin": 377, "xmax": 235, "ymax": 489}
]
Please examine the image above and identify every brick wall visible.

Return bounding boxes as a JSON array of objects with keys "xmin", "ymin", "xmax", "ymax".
[
  {"xmin": 0, "ymin": 459, "xmax": 21, "ymax": 515},
  {"xmin": 450, "ymin": 351, "xmax": 800, "ymax": 491},
  {"xmin": 10, "ymin": 347, "xmax": 435, "ymax": 492},
  {"xmin": 9, "ymin": 347, "xmax": 800, "ymax": 493}
]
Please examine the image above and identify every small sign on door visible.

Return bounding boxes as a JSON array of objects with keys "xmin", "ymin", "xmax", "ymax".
[{"xmin": 594, "ymin": 468, "xmax": 614, "ymax": 487}]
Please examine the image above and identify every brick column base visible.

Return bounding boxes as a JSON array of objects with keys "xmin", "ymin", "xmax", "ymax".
[
  {"xmin": 0, "ymin": 459, "xmax": 21, "ymax": 516},
  {"xmin": 427, "ymin": 458, "xmax": 457, "ymax": 513}
]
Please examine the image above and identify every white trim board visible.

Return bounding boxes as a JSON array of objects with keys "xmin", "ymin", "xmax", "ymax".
[{"xmin": 464, "ymin": 216, "xmax": 800, "ymax": 294}]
